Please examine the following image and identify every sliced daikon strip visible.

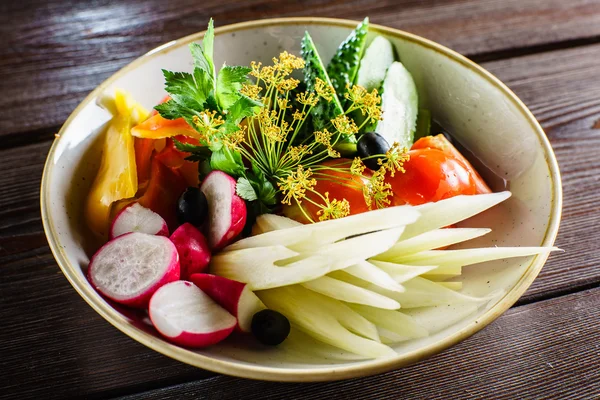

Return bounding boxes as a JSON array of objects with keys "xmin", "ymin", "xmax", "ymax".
[
  {"xmin": 226, "ymin": 205, "xmax": 419, "ymax": 251},
  {"xmin": 375, "ymin": 228, "xmax": 491, "ymax": 261},
  {"xmin": 344, "ymin": 261, "xmax": 405, "ymax": 292},
  {"xmin": 302, "ymin": 276, "xmax": 400, "ymax": 309},
  {"xmin": 369, "ymin": 277, "xmax": 486, "ymax": 308},
  {"xmin": 369, "ymin": 260, "xmax": 437, "ymax": 283},
  {"xmin": 403, "ymin": 303, "xmax": 479, "ymax": 334},
  {"xmin": 252, "ymin": 214, "xmax": 301, "ymax": 235},
  {"xmin": 436, "ymin": 281, "xmax": 463, "ymax": 290},
  {"xmin": 258, "ymin": 286, "xmax": 395, "ymax": 358},
  {"xmin": 349, "ymin": 304, "xmax": 428, "ymax": 340},
  {"xmin": 391, "ymin": 247, "xmax": 560, "ymax": 268},
  {"xmin": 400, "ymin": 192, "xmax": 511, "ymax": 240}
]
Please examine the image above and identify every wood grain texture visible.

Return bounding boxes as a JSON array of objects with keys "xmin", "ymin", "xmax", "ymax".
[
  {"xmin": 482, "ymin": 44, "xmax": 600, "ymax": 303},
  {"xmin": 1, "ymin": 39, "xmax": 600, "ymax": 394},
  {"xmin": 114, "ymin": 288, "xmax": 600, "ymax": 400},
  {"xmin": 2, "ymin": 0, "xmax": 600, "ymax": 137}
]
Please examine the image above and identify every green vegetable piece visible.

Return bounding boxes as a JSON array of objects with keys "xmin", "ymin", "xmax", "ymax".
[
  {"xmin": 414, "ymin": 108, "xmax": 432, "ymax": 141},
  {"xmin": 356, "ymin": 35, "xmax": 395, "ymax": 91},
  {"xmin": 236, "ymin": 177, "xmax": 258, "ymax": 201},
  {"xmin": 375, "ymin": 61, "xmax": 419, "ymax": 148},
  {"xmin": 300, "ymin": 31, "xmax": 344, "ymax": 130},
  {"xmin": 190, "ymin": 18, "xmax": 215, "ymax": 82},
  {"xmin": 216, "ymin": 65, "xmax": 252, "ymax": 110},
  {"xmin": 210, "ymin": 147, "xmax": 245, "ymax": 177},
  {"xmin": 326, "ymin": 17, "xmax": 369, "ymax": 104}
]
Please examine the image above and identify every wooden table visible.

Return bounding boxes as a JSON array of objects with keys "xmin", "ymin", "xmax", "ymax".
[{"xmin": 2, "ymin": 0, "xmax": 599, "ymax": 398}]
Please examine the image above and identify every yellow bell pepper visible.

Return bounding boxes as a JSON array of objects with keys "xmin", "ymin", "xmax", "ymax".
[{"xmin": 85, "ymin": 90, "xmax": 149, "ymax": 238}]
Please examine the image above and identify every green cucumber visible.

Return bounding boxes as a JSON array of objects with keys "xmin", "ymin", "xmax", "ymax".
[
  {"xmin": 375, "ymin": 61, "xmax": 419, "ymax": 148},
  {"xmin": 356, "ymin": 36, "xmax": 395, "ymax": 91},
  {"xmin": 301, "ymin": 31, "xmax": 344, "ymax": 130},
  {"xmin": 414, "ymin": 108, "xmax": 431, "ymax": 141},
  {"xmin": 326, "ymin": 17, "xmax": 369, "ymax": 104}
]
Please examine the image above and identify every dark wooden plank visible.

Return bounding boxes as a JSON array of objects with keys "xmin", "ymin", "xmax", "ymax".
[
  {"xmin": 1, "ymin": 43, "xmax": 599, "ymax": 399},
  {"xmin": 2, "ymin": 0, "xmax": 600, "ymax": 137},
  {"xmin": 116, "ymin": 287, "xmax": 600, "ymax": 400},
  {"xmin": 0, "ymin": 142, "xmax": 210, "ymax": 400},
  {"xmin": 481, "ymin": 44, "xmax": 600, "ymax": 303}
]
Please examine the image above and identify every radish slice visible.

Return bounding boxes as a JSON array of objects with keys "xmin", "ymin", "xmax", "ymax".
[
  {"xmin": 189, "ymin": 273, "xmax": 266, "ymax": 333},
  {"xmin": 88, "ymin": 232, "xmax": 180, "ymax": 308},
  {"xmin": 110, "ymin": 203, "xmax": 169, "ymax": 239},
  {"xmin": 170, "ymin": 223, "xmax": 211, "ymax": 279},
  {"xmin": 149, "ymin": 281, "xmax": 236, "ymax": 348},
  {"xmin": 200, "ymin": 171, "xmax": 247, "ymax": 250}
]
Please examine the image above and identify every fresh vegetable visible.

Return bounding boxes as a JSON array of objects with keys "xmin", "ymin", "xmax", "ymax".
[
  {"xmin": 176, "ymin": 187, "xmax": 209, "ymax": 226},
  {"xmin": 231, "ymin": 201, "xmax": 419, "ymax": 251},
  {"xmin": 400, "ymin": 191, "xmax": 511, "ymax": 239},
  {"xmin": 131, "ymin": 113, "xmax": 198, "ymax": 140},
  {"xmin": 137, "ymin": 155, "xmax": 188, "ymax": 229},
  {"xmin": 356, "ymin": 35, "xmax": 395, "ymax": 91},
  {"xmin": 282, "ymin": 159, "xmax": 371, "ymax": 223},
  {"xmin": 109, "ymin": 202, "xmax": 169, "ymax": 239},
  {"xmin": 212, "ymin": 227, "xmax": 405, "ymax": 290},
  {"xmin": 357, "ymin": 132, "xmax": 391, "ymax": 170},
  {"xmin": 200, "ymin": 171, "xmax": 247, "ymax": 249},
  {"xmin": 411, "ymin": 134, "xmax": 491, "ymax": 194},
  {"xmin": 414, "ymin": 109, "xmax": 432, "ymax": 141},
  {"xmin": 301, "ymin": 275, "xmax": 400, "ymax": 309},
  {"xmin": 88, "ymin": 232, "xmax": 180, "ymax": 308},
  {"xmin": 375, "ymin": 62, "xmax": 419, "ymax": 148},
  {"xmin": 155, "ymin": 137, "xmax": 200, "ymax": 187},
  {"xmin": 375, "ymin": 227, "xmax": 491, "ymax": 260},
  {"xmin": 252, "ymin": 213, "xmax": 302, "ymax": 235},
  {"xmin": 342, "ymin": 261, "xmax": 405, "ymax": 292},
  {"xmin": 258, "ymin": 285, "xmax": 395, "ymax": 358},
  {"xmin": 326, "ymin": 17, "xmax": 369, "ymax": 103},
  {"xmin": 301, "ymin": 31, "xmax": 344, "ymax": 130},
  {"xmin": 149, "ymin": 280, "xmax": 236, "ymax": 347},
  {"xmin": 85, "ymin": 91, "xmax": 148, "ymax": 237},
  {"xmin": 190, "ymin": 273, "xmax": 266, "ymax": 333},
  {"xmin": 170, "ymin": 223, "xmax": 211, "ymax": 279},
  {"xmin": 250, "ymin": 309, "xmax": 291, "ymax": 346},
  {"xmin": 349, "ymin": 304, "xmax": 428, "ymax": 341}
]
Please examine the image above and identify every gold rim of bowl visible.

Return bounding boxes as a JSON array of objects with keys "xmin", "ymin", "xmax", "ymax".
[{"xmin": 40, "ymin": 17, "xmax": 563, "ymax": 382}]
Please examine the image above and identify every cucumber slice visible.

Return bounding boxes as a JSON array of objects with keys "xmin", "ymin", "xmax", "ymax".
[
  {"xmin": 300, "ymin": 31, "xmax": 344, "ymax": 130},
  {"xmin": 356, "ymin": 36, "xmax": 395, "ymax": 91},
  {"xmin": 327, "ymin": 17, "xmax": 369, "ymax": 104},
  {"xmin": 375, "ymin": 61, "xmax": 419, "ymax": 148},
  {"xmin": 414, "ymin": 108, "xmax": 432, "ymax": 141}
]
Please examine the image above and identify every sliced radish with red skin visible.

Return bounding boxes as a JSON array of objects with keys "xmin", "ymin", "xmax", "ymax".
[
  {"xmin": 110, "ymin": 203, "xmax": 169, "ymax": 239},
  {"xmin": 200, "ymin": 171, "xmax": 247, "ymax": 250},
  {"xmin": 190, "ymin": 273, "xmax": 266, "ymax": 333},
  {"xmin": 170, "ymin": 223, "xmax": 211, "ymax": 279},
  {"xmin": 149, "ymin": 281, "xmax": 236, "ymax": 347},
  {"xmin": 88, "ymin": 232, "xmax": 180, "ymax": 308}
]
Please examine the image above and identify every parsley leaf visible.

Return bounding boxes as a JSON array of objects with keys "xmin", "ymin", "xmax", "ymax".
[
  {"xmin": 226, "ymin": 94, "xmax": 262, "ymax": 125},
  {"xmin": 236, "ymin": 177, "xmax": 258, "ymax": 201},
  {"xmin": 216, "ymin": 66, "xmax": 252, "ymax": 110},
  {"xmin": 189, "ymin": 18, "xmax": 215, "ymax": 82},
  {"xmin": 172, "ymin": 139, "xmax": 211, "ymax": 162},
  {"xmin": 210, "ymin": 146, "xmax": 245, "ymax": 177}
]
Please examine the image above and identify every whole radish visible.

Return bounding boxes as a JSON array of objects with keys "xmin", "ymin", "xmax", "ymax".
[
  {"xmin": 110, "ymin": 202, "xmax": 169, "ymax": 239},
  {"xmin": 149, "ymin": 281, "xmax": 236, "ymax": 348},
  {"xmin": 170, "ymin": 223, "xmax": 211, "ymax": 279},
  {"xmin": 190, "ymin": 273, "xmax": 266, "ymax": 333},
  {"xmin": 200, "ymin": 171, "xmax": 247, "ymax": 249},
  {"xmin": 87, "ymin": 232, "xmax": 180, "ymax": 308}
]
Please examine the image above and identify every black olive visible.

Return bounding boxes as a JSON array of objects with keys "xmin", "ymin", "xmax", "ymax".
[
  {"xmin": 357, "ymin": 132, "xmax": 390, "ymax": 170},
  {"xmin": 176, "ymin": 187, "xmax": 208, "ymax": 226},
  {"xmin": 251, "ymin": 309, "xmax": 290, "ymax": 346}
]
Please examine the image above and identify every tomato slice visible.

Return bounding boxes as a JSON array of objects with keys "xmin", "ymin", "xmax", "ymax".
[
  {"xmin": 386, "ymin": 148, "xmax": 479, "ymax": 206},
  {"xmin": 411, "ymin": 134, "xmax": 491, "ymax": 194},
  {"xmin": 282, "ymin": 159, "xmax": 370, "ymax": 223}
]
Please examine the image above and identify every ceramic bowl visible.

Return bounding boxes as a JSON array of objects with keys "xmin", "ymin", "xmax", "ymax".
[{"xmin": 41, "ymin": 17, "xmax": 562, "ymax": 381}]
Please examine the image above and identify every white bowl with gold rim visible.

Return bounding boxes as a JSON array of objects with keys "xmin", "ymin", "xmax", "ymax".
[{"xmin": 41, "ymin": 17, "xmax": 562, "ymax": 381}]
